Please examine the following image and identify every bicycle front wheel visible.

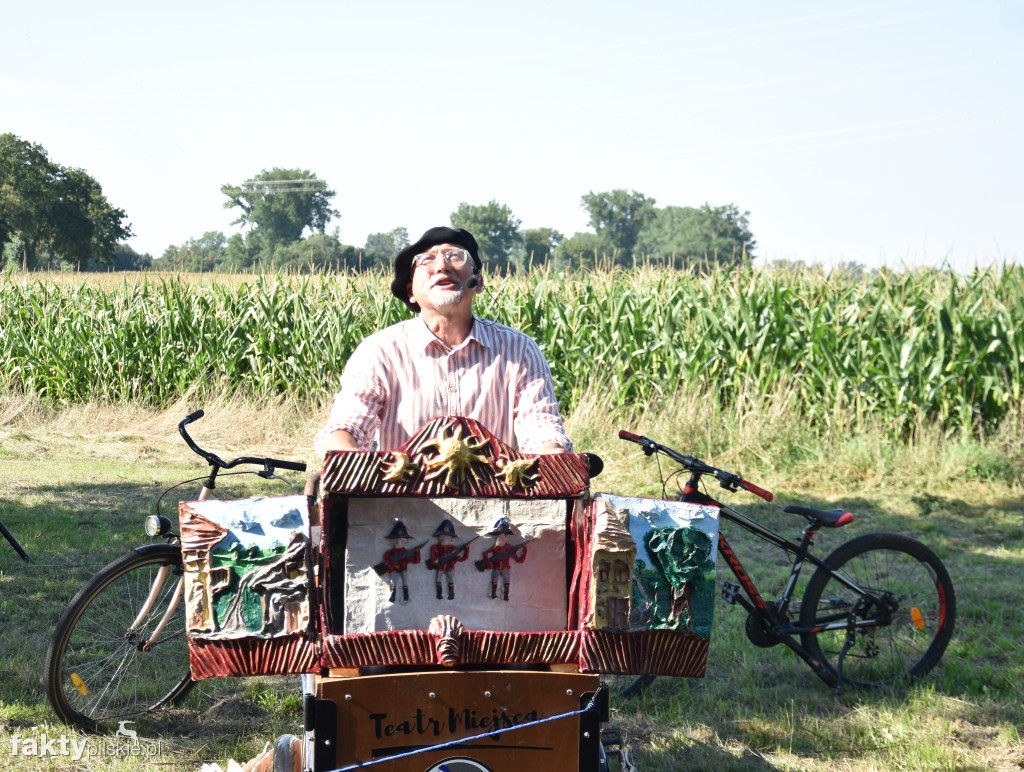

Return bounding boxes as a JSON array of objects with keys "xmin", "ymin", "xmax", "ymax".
[
  {"xmin": 799, "ymin": 532, "xmax": 955, "ymax": 688},
  {"xmin": 44, "ymin": 544, "xmax": 195, "ymax": 726}
]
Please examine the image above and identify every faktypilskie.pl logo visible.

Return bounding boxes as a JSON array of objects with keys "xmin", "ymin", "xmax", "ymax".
[{"xmin": 9, "ymin": 722, "xmax": 162, "ymax": 761}]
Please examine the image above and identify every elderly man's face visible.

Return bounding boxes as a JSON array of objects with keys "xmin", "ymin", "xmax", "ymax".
[{"xmin": 407, "ymin": 243, "xmax": 479, "ymax": 312}]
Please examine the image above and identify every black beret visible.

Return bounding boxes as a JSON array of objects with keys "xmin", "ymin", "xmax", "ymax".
[{"xmin": 391, "ymin": 226, "xmax": 481, "ymax": 312}]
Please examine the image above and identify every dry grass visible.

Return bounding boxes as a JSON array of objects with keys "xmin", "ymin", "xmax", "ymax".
[{"xmin": 2, "ymin": 393, "xmax": 1022, "ymax": 771}]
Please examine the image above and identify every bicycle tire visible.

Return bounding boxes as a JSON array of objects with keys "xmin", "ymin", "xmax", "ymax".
[
  {"xmin": 44, "ymin": 544, "xmax": 195, "ymax": 726},
  {"xmin": 799, "ymin": 532, "xmax": 955, "ymax": 688}
]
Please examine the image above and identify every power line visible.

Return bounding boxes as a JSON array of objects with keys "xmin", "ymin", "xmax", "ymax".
[{"xmin": 240, "ymin": 179, "xmax": 327, "ymax": 186}]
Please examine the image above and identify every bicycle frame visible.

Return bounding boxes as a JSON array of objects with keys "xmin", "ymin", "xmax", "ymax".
[
  {"xmin": 680, "ymin": 483, "xmax": 889, "ymax": 682},
  {"xmin": 1, "ymin": 517, "xmax": 31, "ymax": 562}
]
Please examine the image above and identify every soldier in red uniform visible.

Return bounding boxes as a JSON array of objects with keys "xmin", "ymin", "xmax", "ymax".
[
  {"xmin": 481, "ymin": 518, "xmax": 528, "ymax": 601},
  {"xmin": 382, "ymin": 520, "xmax": 420, "ymax": 604},
  {"xmin": 428, "ymin": 519, "xmax": 471, "ymax": 600}
]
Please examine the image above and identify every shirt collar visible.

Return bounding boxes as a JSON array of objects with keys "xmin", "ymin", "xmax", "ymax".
[{"xmin": 412, "ymin": 315, "xmax": 491, "ymax": 352}]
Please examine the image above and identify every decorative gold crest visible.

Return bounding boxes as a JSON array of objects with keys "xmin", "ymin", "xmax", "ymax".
[
  {"xmin": 381, "ymin": 452, "xmax": 419, "ymax": 484},
  {"xmin": 421, "ymin": 425, "xmax": 493, "ymax": 489},
  {"xmin": 497, "ymin": 457, "xmax": 541, "ymax": 489}
]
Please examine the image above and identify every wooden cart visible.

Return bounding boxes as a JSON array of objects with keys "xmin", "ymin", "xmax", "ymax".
[{"xmin": 179, "ymin": 418, "xmax": 719, "ymax": 771}]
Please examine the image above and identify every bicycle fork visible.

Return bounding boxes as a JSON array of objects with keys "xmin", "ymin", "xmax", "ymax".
[
  {"xmin": 129, "ymin": 564, "xmax": 184, "ymax": 652},
  {"xmin": 127, "ymin": 480, "xmax": 213, "ymax": 653}
]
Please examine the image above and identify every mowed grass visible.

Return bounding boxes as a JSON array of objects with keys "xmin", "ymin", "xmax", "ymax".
[{"xmin": 1, "ymin": 393, "xmax": 1022, "ymax": 771}]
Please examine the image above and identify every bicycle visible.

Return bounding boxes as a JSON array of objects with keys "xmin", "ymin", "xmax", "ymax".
[
  {"xmin": 616, "ymin": 429, "xmax": 956, "ymax": 696},
  {"xmin": 44, "ymin": 410, "xmax": 307, "ymax": 727}
]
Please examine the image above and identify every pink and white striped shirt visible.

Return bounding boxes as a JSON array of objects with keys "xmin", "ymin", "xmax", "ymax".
[{"xmin": 314, "ymin": 316, "xmax": 572, "ymax": 457}]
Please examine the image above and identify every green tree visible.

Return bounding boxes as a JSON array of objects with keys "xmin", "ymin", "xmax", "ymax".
[
  {"xmin": 107, "ymin": 242, "xmax": 153, "ymax": 271},
  {"xmin": 450, "ymin": 200, "xmax": 521, "ymax": 272},
  {"xmin": 160, "ymin": 231, "xmax": 228, "ymax": 272},
  {"xmin": 269, "ymin": 232, "xmax": 359, "ymax": 272},
  {"xmin": 635, "ymin": 203, "xmax": 754, "ymax": 267},
  {"xmin": 364, "ymin": 227, "xmax": 410, "ymax": 266},
  {"xmin": 0, "ymin": 133, "xmax": 132, "ymax": 271},
  {"xmin": 47, "ymin": 167, "xmax": 132, "ymax": 271},
  {"xmin": 580, "ymin": 189, "xmax": 657, "ymax": 264},
  {"xmin": 0, "ymin": 133, "xmax": 57, "ymax": 269},
  {"xmin": 519, "ymin": 227, "xmax": 564, "ymax": 266},
  {"xmin": 554, "ymin": 231, "xmax": 606, "ymax": 269},
  {"xmin": 221, "ymin": 168, "xmax": 338, "ymax": 248}
]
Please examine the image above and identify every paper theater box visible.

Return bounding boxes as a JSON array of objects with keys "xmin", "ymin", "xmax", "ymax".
[{"xmin": 178, "ymin": 416, "xmax": 718, "ymax": 679}]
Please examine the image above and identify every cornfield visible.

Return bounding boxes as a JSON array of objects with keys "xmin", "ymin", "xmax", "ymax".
[{"xmin": 2, "ymin": 264, "xmax": 1022, "ymax": 437}]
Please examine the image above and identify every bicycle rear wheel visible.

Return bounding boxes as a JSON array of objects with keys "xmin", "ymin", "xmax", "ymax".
[
  {"xmin": 799, "ymin": 532, "xmax": 955, "ymax": 688},
  {"xmin": 44, "ymin": 544, "xmax": 195, "ymax": 726}
]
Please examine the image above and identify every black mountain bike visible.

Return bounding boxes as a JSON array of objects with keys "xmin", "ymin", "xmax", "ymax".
[
  {"xmin": 617, "ymin": 430, "xmax": 956, "ymax": 696},
  {"xmin": 44, "ymin": 410, "xmax": 307, "ymax": 727}
]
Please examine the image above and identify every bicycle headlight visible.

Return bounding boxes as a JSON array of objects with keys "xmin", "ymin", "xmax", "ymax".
[{"xmin": 144, "ymin": 515, "xmax": 173, "ymax": 537}]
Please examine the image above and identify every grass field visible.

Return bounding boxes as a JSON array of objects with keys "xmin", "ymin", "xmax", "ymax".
[{"xmin": 2, "ymin": 391, "xmax": 1022, "ymax": 771}]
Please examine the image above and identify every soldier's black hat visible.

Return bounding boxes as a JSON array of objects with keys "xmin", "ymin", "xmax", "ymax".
[
  {"xmin": 385, "ymin": 520, "xmax": 411, "ymax": 540},
  {"xmin": 433, "ymin": 519, "xmax": 459, "ymax": 538},
  {"xmin": 485, "ymin": 518, "xmax": 515, "ymax": 537}
]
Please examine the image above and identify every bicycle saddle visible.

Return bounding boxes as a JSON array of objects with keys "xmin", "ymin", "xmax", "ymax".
[{"xmin": 783, "ymin": 505, "xmax": 854, "ymax": 528}]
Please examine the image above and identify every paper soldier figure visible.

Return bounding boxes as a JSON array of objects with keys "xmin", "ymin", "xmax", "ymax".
[
  {"xmin": 426, "ymin": 519, "xmax": 477, "ymax": 600},
  {"xmin": 377, "ymin": 520, "xmax": 423, "ymax": 605},
  {"xmin": 477, "ymin": 518, "xmax": 533, "ymax": 601}
]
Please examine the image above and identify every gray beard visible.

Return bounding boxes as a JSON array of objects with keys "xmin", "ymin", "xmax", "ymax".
[{"xmin": 427, "ymin": 286, "xmax": 466, "ymax": 308}]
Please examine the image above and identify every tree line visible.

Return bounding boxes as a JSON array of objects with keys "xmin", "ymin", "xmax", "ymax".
[
  {"xmin": 0, "ymin": 133, "xmax": 141, "ymax": 271},
  {"xmin": 1, "ymin": 135, "xmax": 756, "ymax": 273}
]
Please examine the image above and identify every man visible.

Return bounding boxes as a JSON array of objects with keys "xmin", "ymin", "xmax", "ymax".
[{"xmin": 315, "ymin": 226, "xmax": 571, "ymax": 456}]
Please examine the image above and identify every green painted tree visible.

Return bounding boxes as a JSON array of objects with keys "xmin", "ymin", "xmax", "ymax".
[
  {"xmin": 450, "ymin": 200, "xmax": 521, "ymax": 272},
  {"xmin": 48, "ymin": 167, "xmax": 132, "ymax": 271},
  {"xmin": 160, "ymin": 231, "xmax": 228, "ymax": 272}
]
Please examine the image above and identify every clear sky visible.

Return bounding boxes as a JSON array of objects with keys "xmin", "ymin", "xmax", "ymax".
[{"xmin": 4, "ymin": 0, "xmax": 1022, "ymax": 270}]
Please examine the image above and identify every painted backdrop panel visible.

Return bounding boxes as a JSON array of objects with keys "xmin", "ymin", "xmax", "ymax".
[{"xmin": 344, "ymin": 497, "xmax": 568, "ymax": 634}]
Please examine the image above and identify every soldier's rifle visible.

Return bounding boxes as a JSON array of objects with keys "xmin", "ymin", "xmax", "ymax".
[
  {"xmin": 425, "ymin": 535, "xmax": 480, "ymax": 571},
  {"xmin": 373, "ymin": 541, "xmax": 428, "ymax": 577},
  {"xmin": 474, "ymin": 537, "xmax": 536, "ymax": 572}
]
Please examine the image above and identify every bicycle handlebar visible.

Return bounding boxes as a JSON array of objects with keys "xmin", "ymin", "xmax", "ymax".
[
  {"xmin": 618, "ymin": 429, "xmax": 773, "ymax": 502},
  {"xmin": 178, "ymin": 411, "xmax": 307, "ymax": 474}
]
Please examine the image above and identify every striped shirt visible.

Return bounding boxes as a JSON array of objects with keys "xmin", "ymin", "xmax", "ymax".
[{"xmin": 314, "ymin": 316, "xmax": 572, "ymax": 457}]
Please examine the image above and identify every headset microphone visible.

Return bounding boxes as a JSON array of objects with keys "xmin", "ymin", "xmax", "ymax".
[{"xmin": 464, "ymin": 275, "xmax": 480, "ymax": 290}]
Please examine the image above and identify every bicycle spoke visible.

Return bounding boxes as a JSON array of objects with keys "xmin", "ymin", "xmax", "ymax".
[
  {"xmin": 46, "ymin": 547, "xmax": 195, "ymax": 725},
  {"xmin": 800, "ymin": 533, "xmax": 955, "ymax": 687}
]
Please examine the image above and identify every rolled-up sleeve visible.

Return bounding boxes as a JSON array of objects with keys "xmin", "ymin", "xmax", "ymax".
[
  {"xmin": 513, "ymin": 338, "xmax": 573, "ymax": 453},
  {"xmin": 313, "ymin": 340, "xmax": 388, "ymax": 458}
]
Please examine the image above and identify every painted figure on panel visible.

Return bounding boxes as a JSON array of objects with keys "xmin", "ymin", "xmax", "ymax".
[
  {"xmin": 477, "ymin": 518, "xmax": 532, "ymax": 601},
  {"xmin": 425, "ymin": 519, "xmax": 476, "ymax": 600},
  {"xmin": 376, "ymin": 520, "xmax": 423, "ymax": 605}
]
